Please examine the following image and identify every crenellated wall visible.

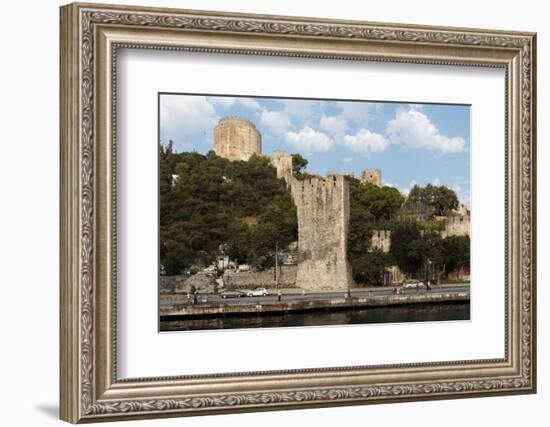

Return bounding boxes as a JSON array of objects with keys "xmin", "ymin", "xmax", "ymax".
[{"xmin": 270, "ymin": 150, "xmax": 354, "ymax": 290}]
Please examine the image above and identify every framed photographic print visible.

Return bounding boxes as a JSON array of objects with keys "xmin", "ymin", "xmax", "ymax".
[{"xmin": 60, "ymin": 2, "xmax": 537, "ymax": 423}]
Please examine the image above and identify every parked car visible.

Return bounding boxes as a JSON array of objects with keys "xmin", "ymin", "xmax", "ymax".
[
  {"xmin": 402, "ymin": 279, "xmax": 425, "ymax": 289},
  {"xmin": 220, "ymin": 290, "xmax": 245, "ymax": 299},
  {"xmin": 247, "ymin": 287, "xmax": 269, "ymax": 297}
]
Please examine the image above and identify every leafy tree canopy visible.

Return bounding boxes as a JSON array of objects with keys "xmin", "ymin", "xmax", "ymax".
[
  {"xmin": 291, "ymin": 153, "xmax": 308, "ymax": 174},
  {"xmin": 404, "ymin": 183, "xmax": 459, "ymax": 217},
  {"xmin": 160, "ymin": 145, "xmax": 297, "ymax": 275}
]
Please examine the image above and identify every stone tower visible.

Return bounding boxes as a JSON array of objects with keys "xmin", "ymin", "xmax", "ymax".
[
  {"xmin": 214, "ymin": 117, "xmax": 262, "ymax": 161},
  {"xmin": 270, "ymin": 150, "xmax": 294, "ymax": 182},
  {"xmin": 360, "ymin": 168, "xmax": 382, "ymax": 186},
  {"xmin": 290, "ymin": 174, "xmax": 354, "ymax": 291}
]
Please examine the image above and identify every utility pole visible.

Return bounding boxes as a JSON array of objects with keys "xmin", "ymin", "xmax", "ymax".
[{"xmin": 275, "ymin": 241, "xmax": 279, "ymax": 290}]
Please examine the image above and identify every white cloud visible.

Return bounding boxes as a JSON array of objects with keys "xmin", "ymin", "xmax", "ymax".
[
  {"xmin": 277, "ymin": 99, "xmax": 315, "ymax": 121},
  {"xmin": 286, "ymin": 127, "xmax": 334, "ymax": 152},
  {"xmin": 386, "ymin": 109, "xmax": 465, "ymax": 152},
  {"xmin": 209, "ymin": 97, "xmax": 261, "ymax": 110},
  {"xmin": 237, "ymin": 98, "xmax": 261, "ymax": 110},
  {"xmin": 160, "ymin": 95, "xmax": 217, "ymax": 149},
  {"xmin": 334, "ymin": 101, "xmax": 373, "ymax": 124},
  {"xmin": 343, "ymin": 128, "xmax": 389, "ymax": 154},
  {"xmin": 341, "ymin": 157, "xmax": 353, "ymax": 163},
  {"xmin": 208, "ymin": 97, "xmax": 235, "ymax": 108},
  {"xmin": 320, "ymin": 114, "xmax": 348, "ymax": 135},
  {"xmin": 260, "ymin": 110, "xmax": 291, "ymax": 135}
]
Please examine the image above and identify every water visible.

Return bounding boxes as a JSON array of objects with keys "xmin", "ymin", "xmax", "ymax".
[{"xmin": 160, "ymin": 302, "xmax": 470, "ymax": 332}]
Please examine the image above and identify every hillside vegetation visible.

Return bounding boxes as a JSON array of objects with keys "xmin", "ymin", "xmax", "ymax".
[{"xmin": 160, "ymin": 142, "xmax": 469, "ymax": 285}]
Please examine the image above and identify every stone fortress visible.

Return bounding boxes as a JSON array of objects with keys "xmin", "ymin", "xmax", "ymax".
[
  {"xmin": 214, "ymin": 117, "xmax": 355, "ymax": 291},
  {"xmin": 370, "ymin": 208, "xmax": 470, "ymax": 253},
  {"xmin": 211, "ymin": 116, "xmax": 469, "ymax": 290}
]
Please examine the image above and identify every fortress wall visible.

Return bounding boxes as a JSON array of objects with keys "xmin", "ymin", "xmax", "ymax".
[
  {"xmin": 214, "ymin": 117, "xmax": 261, "ymax": 161},
  {"xmin": 440, "ymin": 215, "xmax": 470, "ymax": 238},
  {"xmin": 224, "ymin": 266, "xmax": 297, "ymax": 288},
  {"xmin": 270, "ymin": 150, "xmax": 294, "ymax": 182},
  {"xmin": 290, "ymin": 174, "xmax": 354, "ymax": 291}
]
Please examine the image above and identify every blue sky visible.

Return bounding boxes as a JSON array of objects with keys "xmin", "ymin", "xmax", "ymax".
[{"xmin": 159, "ymin": 94, "xmax": 470, "ymax": 206}]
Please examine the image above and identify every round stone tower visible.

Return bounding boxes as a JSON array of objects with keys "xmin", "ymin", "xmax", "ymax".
[{"xmin": 213, "ymin": 117, "xmax": 262, "ymax": 161}]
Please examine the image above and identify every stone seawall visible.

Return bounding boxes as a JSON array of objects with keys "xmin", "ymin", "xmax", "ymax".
[{"xmin": 161, "ymin": 292, "xmax": 469, "ymax": 318}]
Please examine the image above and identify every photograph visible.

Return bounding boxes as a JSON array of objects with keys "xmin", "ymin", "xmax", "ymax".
[{"xmin": 158, "ymin": 94, "xmax": 471, "ymax": 331}]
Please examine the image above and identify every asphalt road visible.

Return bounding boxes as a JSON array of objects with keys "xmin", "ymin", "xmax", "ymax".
[{"xmin": 161, "ymin": 283, "xmax": 470, "ymax": 306}]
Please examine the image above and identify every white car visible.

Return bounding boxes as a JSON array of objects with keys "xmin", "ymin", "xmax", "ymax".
[
  {"xmin": 402, "ymin": 279, "xmax": 425, "ymax": 289},
  {"xmin": 247, "ymin": 287, "xmax": 268, "ymax": 297}
]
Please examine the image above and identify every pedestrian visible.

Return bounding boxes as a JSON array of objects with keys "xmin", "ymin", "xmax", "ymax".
[
  {"xmin": 193, "ymin": 291, "xmax": 198, "ymax": 305},
  {"xmin": 416, "ymin": 283, "xmax": 419, "ymax": 294},
  {"xmin": 277, "ymin": 289, "xmax": 282, "ymax": 302},
  {"xmin": 427, "ymin": 281, "xmax": 432, "ymax": 291}
]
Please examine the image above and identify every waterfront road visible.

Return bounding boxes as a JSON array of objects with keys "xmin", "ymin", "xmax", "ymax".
[{"xmin": 160, "ymin": 283, "xmax": 470, "ymax": 307}]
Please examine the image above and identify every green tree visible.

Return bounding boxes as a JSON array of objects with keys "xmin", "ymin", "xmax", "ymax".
[
  {"xmin": 404, "ymin": 184, "xmax": 459, "ymax": 217},
  {"xmin": 443, "ymin": 235, "xmax": 470, "ymax": 275},
  {"xmin": 389, "ymin": 221, "xmax": 423, "ymax": 276},
  {"xmin": 407, "ymin": 232, "xmax": 446, "ymax": 282},
  {"xmin": 159, "ymin": 146, "xmax": 298, "ymax": 275},
  {"xmin": 291, "ymin": 153, "xmax": 308, "ymax": 174},
  {"xmin": 350, "ymin": 249, "xmax": 391, "ymax": 285},
  {"xmin": 347, "ymin": 177, "xmax": 405, "ymax": 281}
]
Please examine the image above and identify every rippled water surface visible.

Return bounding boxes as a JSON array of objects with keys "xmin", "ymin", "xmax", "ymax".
[{"xmin": 160, "ymin": 302, "xmax": 470, "ymax": 332}]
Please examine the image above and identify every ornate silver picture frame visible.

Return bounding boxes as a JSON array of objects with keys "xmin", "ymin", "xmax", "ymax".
[{"xmin": 60, "ymin": 2, "xmax": 536, "ymax": 423}]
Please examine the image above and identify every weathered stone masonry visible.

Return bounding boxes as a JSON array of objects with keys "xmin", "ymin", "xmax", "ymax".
[
  {"xmin": 289, "ymin": 174, "xmax": 354, "ymax": 291},
  {"xmin": 214, "ymin": 117, "xmax": 261, "ymax": 161},
  {"xmin": 269, "ymin": 150, "xmax": 354, "ymax": 290}
]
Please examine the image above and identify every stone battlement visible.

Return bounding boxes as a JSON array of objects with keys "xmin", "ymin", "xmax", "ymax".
[{"xmin": 217, "ymin": 116, "xmax": 259, "ymax": 127}]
